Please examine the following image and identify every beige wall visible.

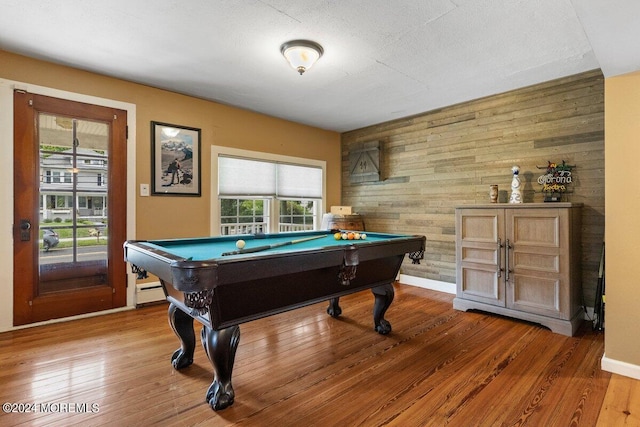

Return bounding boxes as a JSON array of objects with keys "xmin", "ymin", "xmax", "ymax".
[
  {"xmin": 1, "ymin": 50, "xmax": 341, "ymax": 241},
  {"xmin": 604, "ymin": 71, "xmax": 640, "ymax": 369}
]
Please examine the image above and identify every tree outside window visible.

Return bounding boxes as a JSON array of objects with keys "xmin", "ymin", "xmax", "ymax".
[
  {"xmin": 279, "ymin": 200, "xmax": 315, "ymax": 227},
  {"xmin": 220, "ymin": 198, "xmax": 268, "ymax": 235}
]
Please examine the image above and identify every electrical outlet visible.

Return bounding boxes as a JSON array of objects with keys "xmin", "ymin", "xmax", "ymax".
[{"xmin": 140, "ymin": 184, "xmax": 150, "ymax": 197}]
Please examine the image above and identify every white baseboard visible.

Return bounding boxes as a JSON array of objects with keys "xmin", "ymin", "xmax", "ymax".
[
  {"xmin": 398, "ymin": 274, "xmax": 456, "ymax": 294},
  {"xmin": 601, "ymin": 354, "xmax": 640, "ymax": 381}
]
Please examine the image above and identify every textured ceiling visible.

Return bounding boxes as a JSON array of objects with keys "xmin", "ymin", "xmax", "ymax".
[{"xmin": 0, "ymin": 0, "xmax": 637, "ymax": 132}]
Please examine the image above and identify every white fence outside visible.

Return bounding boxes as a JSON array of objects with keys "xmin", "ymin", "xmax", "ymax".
[{"xmin": 220, "ymin": 222, "xmax": 313, "ymax": 235}]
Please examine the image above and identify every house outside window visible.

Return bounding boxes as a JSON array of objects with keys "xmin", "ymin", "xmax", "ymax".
[{"xmin": 40, "ymin": 146, "xmax": 108, "ymax": 221}]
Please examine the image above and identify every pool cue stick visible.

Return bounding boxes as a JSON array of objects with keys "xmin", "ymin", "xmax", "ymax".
[{"xmin": 221, "ymin": 234, "xmax": 326, "ymax": 256}]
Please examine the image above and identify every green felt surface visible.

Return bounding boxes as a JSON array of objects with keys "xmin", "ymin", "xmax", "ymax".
[{"xmin": 141, "ymin": 231, "xmax": 401, "ymax": 261}]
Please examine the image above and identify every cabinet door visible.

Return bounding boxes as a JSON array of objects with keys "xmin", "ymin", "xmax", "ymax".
[
  {"xmin": 505, "ymin": 208, "xmax": 569, "ymax": 319},
  {"xmin": 456, "ymin": 209, "xmax": 505, "ymax": 307}
]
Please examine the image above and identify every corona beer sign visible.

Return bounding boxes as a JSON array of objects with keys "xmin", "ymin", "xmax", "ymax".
[{"xmin": 537, "ymin": 161, "xmax": 575, "ymax": 202}]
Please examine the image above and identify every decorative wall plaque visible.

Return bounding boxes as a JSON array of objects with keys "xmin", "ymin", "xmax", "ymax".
[{"xmin": 349, "ymin": 141, "xmax": 382, "ymax": 183}]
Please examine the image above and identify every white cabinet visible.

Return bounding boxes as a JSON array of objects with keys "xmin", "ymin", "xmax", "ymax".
[{"xmin": 453, "ymin": 203, "xmax": 582, "ymax": 336}]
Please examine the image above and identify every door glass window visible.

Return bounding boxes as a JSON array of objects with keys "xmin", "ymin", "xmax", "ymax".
[{"xmin": 38, "ymin": 113, "xmax": 110, "ymax": 293}]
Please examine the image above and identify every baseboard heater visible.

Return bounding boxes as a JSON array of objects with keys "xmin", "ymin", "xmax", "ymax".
[{"xmin": 135, "ymin": 282, "xmax": 165, "ymax": 306}]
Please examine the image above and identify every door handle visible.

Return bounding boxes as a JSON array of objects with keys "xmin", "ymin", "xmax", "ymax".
[
  {"xmin": 505, "ymin": 239, "xmax": 512, "ymax": 282},
  {"xmin": 20, "ymin": 219, "xmax": 31, "ymax": 241},
  {"xmin": 497, "ymin": 238, "xmax": 503, "ymax": 278}
]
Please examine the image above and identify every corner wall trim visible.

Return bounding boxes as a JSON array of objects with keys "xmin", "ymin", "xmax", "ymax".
[{"xmin": 601, "ymin": 353, "xmax": 640, "ymax": 381}]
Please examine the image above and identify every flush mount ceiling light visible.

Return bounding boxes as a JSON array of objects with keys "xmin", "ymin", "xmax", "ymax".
[{"xmin": 280, "ymin": 40, "xmax": 324, "ymax": 75}]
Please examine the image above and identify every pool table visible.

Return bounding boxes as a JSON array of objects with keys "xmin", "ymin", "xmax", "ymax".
[{"xmin": 124, "ymin": 230, "xmax": 425, "ymax": 410}]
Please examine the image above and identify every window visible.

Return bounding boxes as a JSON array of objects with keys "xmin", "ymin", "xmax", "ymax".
[
  {"xmin": 220, "ymin": 198, "xmax": 268, "ymax": 235},
  {"xmin": 279, "ymin": 199, "xmax": 317, "ymax": 232},
  {"xmin": 55, "ymin": 195, "xmax": 72, "ymax": 208},
  {"xmin": 212, "ymin": 147, "xmax": 325, "ymax": 236},
  {"xmin": 47, "ymin": 170, "xmax": 72, "ymax": 184}
]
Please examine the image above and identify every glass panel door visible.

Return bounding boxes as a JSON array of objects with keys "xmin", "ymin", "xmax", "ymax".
[{"xmin": 14, "ymin": 91, "xmax": 127, "ymax": 325}]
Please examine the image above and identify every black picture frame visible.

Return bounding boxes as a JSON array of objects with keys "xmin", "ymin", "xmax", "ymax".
[{"xmin": 151, "ymin": 121, "xmax": 201, "ymax": 196}]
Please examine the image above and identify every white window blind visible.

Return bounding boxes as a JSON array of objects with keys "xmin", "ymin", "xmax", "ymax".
[
  {"xmin": 218, "ymin": 157, "xmax": 276, "ymax": 196},
  {"xmin": 277, "ymin": 163, "xmax": 322, "ymax": 198},
  {"xmin": 219, "ymin": 156, "xmax": 322, "ymax": 198}
]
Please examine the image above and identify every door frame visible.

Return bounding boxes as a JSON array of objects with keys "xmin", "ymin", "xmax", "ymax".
[{"xmin": 0, "ymin": 79, "xmax": 137, "ymax": 331}]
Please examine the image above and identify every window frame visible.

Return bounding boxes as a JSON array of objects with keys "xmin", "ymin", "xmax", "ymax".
[{"xmin": 210, "ymin": 146, "xmax": 326, "ymax": 236}]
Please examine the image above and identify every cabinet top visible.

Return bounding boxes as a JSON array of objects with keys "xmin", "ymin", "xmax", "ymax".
[{"xmin": 456, "ymin": 202, "xmax": 583, "ymax": 209}]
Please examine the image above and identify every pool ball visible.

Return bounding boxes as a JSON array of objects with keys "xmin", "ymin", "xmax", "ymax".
[
  {"xmin": 334, "ymin": 232, "xmax": 342, "ymax": 240},
  {"xmin": 360, "ymin": 233, "xmax": 367, "ymax": 240},
  {"xmin": 236, "ymin": 239, "xmax": 246, "ymax": 249}
]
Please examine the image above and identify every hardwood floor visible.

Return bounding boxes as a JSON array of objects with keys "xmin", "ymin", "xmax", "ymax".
[
  {"xmin": 597, "ymin": 374, "xmax": 640, "ymax": 426},
  {"xmin": 0, "ymin": 284, "xmax": 623, "ymax": 426}
]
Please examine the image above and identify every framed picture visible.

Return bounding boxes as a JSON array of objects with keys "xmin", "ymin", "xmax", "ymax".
[{"xmin": 151, "ymin": 121, "xmax": 201, "ymax": 196}]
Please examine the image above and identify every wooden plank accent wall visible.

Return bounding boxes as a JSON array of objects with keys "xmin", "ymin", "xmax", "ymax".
[{"xmin": 341, "ymin": 70, "xmax": 604, "ymax": 307}]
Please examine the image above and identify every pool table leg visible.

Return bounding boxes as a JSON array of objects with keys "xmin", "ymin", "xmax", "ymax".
[
  {"xmin": 168, "ymin": 302, "xmax": 195, "ymax": 369},
  {"xmin": 327, "ymin": 297, "xmax": 342, "ymax": 317},
  {"xmin": 372, "ymin": 283, "xmax": 394, "ymax": 335},
  {"xmin": 201, "ymin": 325, "xmax": 241, "ymax": 411}
]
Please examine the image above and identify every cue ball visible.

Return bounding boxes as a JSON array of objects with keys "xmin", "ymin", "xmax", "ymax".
[{"xmin": 236, "ymin": 239, "xmax": 246, "ymax": 249}]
